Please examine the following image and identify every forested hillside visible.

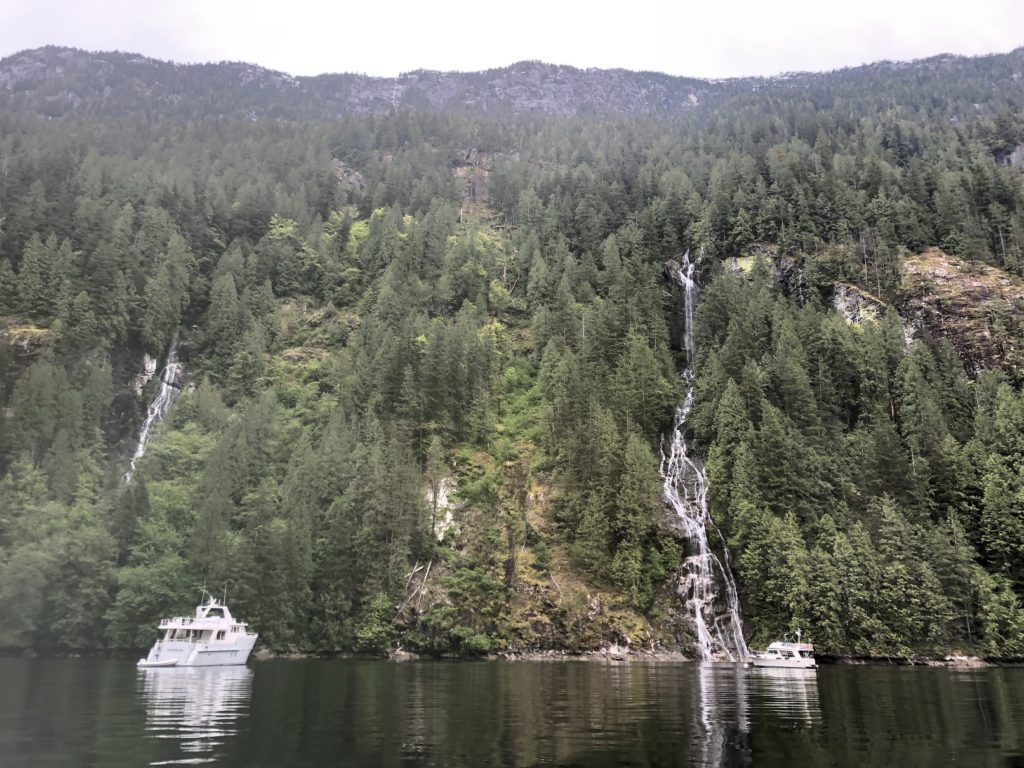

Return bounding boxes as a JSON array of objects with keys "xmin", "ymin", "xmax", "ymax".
[{"xmin": 1, "ymin": 48, "xmax": 1023, "ymax": 658}]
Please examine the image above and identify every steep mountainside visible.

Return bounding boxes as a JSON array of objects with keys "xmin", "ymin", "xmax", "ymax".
[{"xmin": 2, "ymin": 45, "xmax": 1024, "ymax": 660}]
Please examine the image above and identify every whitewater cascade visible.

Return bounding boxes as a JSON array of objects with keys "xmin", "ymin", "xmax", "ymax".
[
  {"xmin": 661, "ymin": 251, "xmax": 750, "ymax": 661},
  {"xmin": 124, "ymin": 338, "xmax": 184, "ymax": 483}
]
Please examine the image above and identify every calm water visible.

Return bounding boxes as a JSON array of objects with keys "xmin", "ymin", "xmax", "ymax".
[{"xmin": 1, "ymin": 658, "xmax": 1023, "ymax": 767}]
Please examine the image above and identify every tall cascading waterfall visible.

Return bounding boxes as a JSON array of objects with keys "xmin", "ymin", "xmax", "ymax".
[
  {"xmin": 661, "ymin": 251, "xmax": 750, "ymax": 661},
  {"xmin": 124, "ymin": 337, "xmax": 184, "ymax": 483}
]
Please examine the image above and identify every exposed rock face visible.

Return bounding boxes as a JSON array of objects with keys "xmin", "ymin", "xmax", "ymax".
[
  {"xmin": 0, "ymin": 321, "xmax": 55, "ymax": 389},
  {"xmin": 723, "ymin": 246, "xmax": 807, "ymax": 300},
  {"xmin": 0, "ymin": 321, "xmax": 54, "ymax": 358},
  {"xmin": 722, "ymin": 247, "xmax": 1023, "ymax": 378},
  {"xmin": 834, "ymin": 283, "xmax": 917, "ymax": 347},
  {"xmin": 430, "ymin": 477, "xmax": 457, "ymax": 543},
  {"xmin": 994, "ymin": 143, "xmax": 1024, "ymax": 169},
  {"xmin": 331, "ymin": 159, "xmax": 366, "ymax": 192},
  {"xmin": 450, "ymin": 148, "xmax": 526, "ymax": 219},
  {"xmin": 901, "ymin": 248, "xmax": 1024, "ymax": 379},
  {"xmin": 834, "ymin": 283, "xmax": 886, "ymax": 324}
]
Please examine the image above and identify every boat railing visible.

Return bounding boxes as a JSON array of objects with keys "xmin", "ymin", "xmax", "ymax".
[{"xmin": 158, "ymin": 616, "xmax": 252, "ymax": 631}]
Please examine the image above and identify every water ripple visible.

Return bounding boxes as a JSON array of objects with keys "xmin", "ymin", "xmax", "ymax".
[{"xmin": 138, "ymin": 666, "xmax": 253, "ymax": 765}]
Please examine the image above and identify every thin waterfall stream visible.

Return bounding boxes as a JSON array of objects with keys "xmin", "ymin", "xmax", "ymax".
[
  {"xmin": 660, "ymin": 251, "xmax": 749, "ymax": 661},
  {"xmin": 123, "ymin": 337, "xmax": 183, "ymax": 483}
]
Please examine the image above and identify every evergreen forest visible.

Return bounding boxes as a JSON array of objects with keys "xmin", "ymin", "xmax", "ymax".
[{"xmin": 1, "ymin": 46, "xmax": 1024, "ymax": 659}]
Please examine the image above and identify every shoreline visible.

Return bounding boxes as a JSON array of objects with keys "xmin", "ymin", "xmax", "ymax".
[
  {"xmin": 3, "ymin": 647, "xmax": 1011, "ymax": 667},
  {"xmin": 822, "ymin": 654, "xmax": 996, "ymax": 668}
]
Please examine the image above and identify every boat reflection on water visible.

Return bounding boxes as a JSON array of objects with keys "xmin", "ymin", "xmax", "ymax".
[
  {"xmin": 138, "ymin": 665, "xmax": 253, "ymax": 764},
  {"xmin": 686, "ymin": 662, "xmax": 822, "ymax": 766},
  {"xmin": 748, "ymin": 666, "xmax": 822, "ymax": 726}
]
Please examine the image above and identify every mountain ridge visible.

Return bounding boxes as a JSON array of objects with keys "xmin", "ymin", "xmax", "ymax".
[{"xmin": 3, "ymin": 44, "xmax": 1024, "ymax": 120}]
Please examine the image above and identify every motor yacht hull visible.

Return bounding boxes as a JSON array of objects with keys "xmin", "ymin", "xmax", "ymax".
[
  {"xmin": 749, "ymin": 656, "xmax": 816, "ymax": 669},
  {"xmin": 137, "ymin": 635, "xmax": 257, "ymax": 668}
]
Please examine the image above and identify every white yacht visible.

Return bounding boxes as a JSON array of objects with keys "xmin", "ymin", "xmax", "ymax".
[
  {"xmin": 749, "ymin": 630, "xmax": 816, "ymax": 669},
  {"xmin": 137, "ymin": 596, "xmax": 258, "ymax": 668}
]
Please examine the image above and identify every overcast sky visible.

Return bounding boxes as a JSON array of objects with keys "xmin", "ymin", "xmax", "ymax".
[{"xmin": 1, "ymin": 0, "xmax": 1021, "ymax": 79}]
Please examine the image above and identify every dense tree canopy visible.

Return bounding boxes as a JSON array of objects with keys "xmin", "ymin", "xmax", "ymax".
[{"xmin": 2, "ymin": 50, "xmax": 1024, "ymax": 656}]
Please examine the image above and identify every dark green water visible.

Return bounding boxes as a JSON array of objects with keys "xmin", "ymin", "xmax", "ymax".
[{"xmin": 1, "ymin": 658, "xmax": 1023, "ymax": 767}]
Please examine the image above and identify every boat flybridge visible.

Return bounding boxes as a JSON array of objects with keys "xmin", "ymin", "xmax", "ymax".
[
  {"xmin": 749, "ymin": 629, "xmax": 816, "ymax": 669},
  {"xmin": 137, "ymin": 595, "xmax": 257, "ymax": 668}
]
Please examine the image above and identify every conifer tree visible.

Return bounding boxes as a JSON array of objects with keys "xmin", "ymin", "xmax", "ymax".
[{"xmin": 0, "ymin": 258, "xmax": 16, "ymax": 313}]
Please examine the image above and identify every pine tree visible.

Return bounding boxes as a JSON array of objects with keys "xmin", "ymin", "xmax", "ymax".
[
  {"xmin": 979, "ymin": 454, "xmax": 1024, "ymax": 588},
  {"xmin": 54, "ymin": 291, "xmax": 100, "ymax": 357},
  {"xmin": 0, "ymin": 258, "xmax": 16, "ymax": 313},
  {"xmin": 736, "ymin": 510, "xmax": 810, "ymax": 644},
  {"xmin": 706, "ymin": 378, "xmax": 754, "ymax": 528},
  {"xmin": 203, "ymin": 272, "xmax": 244, "ymax": 366},
  {"xmin": 16, "ymin": 234, "xmax": 52, "ymax": 318},
  {"xmin": 610, "ymin": 431, "xmax": 659, "ymax": 607},
  {"xmin": 140, "ymin": 232, "xmax": 194, "ymax": 353},
  {"xmin": 768, "ymin": 314, "xmax": 820, "ymax": 433}
]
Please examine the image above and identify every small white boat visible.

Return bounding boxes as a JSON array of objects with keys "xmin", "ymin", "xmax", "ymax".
[
  {"xmin": 138, "ymin": 596, "xmax": 257, "ymax": 668},
  {"xmin": 138, "ymin": 658, "xmax": 179, "ymax": 668},
  {"xmin": 749, "ymin": 629, "xmax": 816, "ymax": 669}
]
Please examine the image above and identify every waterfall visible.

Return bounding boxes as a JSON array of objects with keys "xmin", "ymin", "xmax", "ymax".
[
  {"xmin": 661, "ymin": 251, "xmax": 749, "ymax": 661},
  {"xmin": 124, "ymin": 338, "xmax": 184, "ymax": 483}
]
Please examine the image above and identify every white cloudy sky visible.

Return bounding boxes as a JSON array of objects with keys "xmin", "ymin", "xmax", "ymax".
[{"xmin": 0, "ymin": 0, "xmax": 1020, "ymax": 78}]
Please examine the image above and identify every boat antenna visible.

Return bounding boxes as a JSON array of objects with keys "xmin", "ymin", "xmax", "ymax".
[
  {"xmin": 222, "ymin": 584, "xmax": 227, "ymax": 605},
  {"xmin": 200, "ymin": 581, "xmax": 208, "ymax": 603}
]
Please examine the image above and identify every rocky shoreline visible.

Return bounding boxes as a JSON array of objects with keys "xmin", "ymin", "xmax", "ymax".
[
  {"xmin": 826, "ymin": 654, "xmax": 993, "ymax": 668},
  {"xmin": 253, "ymin": 647, "xmax": 998, "ymax": 666},
  {"xmin": 4, "ymin": 647, "xmax": 1011, "ymax": 667}
]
